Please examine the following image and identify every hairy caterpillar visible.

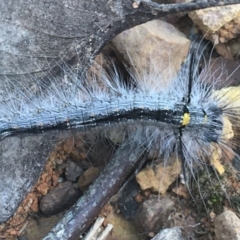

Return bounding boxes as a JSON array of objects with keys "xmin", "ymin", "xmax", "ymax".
[
  {"xmin": 0, "ymin": 42, "xmax": 239, "ymax": 176},
  {"xmin": 2, "ymin": 37, "xmax": 240, "ymax": 239}
]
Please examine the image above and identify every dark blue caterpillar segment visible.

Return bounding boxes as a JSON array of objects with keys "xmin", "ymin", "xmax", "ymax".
[{"xmin": 0, "ymin": 101, "xmax": 223, "ymax": 145}]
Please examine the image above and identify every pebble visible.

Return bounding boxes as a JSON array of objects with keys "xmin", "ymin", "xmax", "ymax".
[
  {"xmin": 65, "ymin": 160, "xmax": 84, "ymax": 182},
  {"xmin": 134, "ymin": 197, "xmax": 175, "ymax": 233},
  {"xmin": 214, "ymin": 210, "xmax": 240, "ymax": 240},
  {"xmin": 39, "ymin": 181, "xmax": 81, "ymax": 216}
]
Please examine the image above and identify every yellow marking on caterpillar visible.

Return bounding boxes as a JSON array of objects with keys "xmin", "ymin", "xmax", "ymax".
[{"xmin": 182, "ymin": 113, "xmax": 190, "ymax": 126}]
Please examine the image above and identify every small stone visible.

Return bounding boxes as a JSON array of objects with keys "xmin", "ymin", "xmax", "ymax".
[
  {"xmin": 214, "ymin": 210, "xmax": 240, "ymax": 240},
  {"xmin": 65, "ymin": 160, "xmax": 84, "ymax": 182},
  {"xmin": 36, "ymin": 182, "xmax": 49, "ymax": 195},
  {"xmin": 56, "ymin": 158, "xmax": 64, "ymax": 165},
  {"xmin": 132, "ymin": 1, "xmax": 139, "ymax": 8},
  {"xmin": 78, "ymin": 167, "xmax": 100, "ymax": 191},
  {"xmin": 118, "ymin": 179, "xmax": 141, "ymax": 219},
  {"xmin": 30, "ymin": 196, "xmax": 39, "ymax": 213},
  {"xmin": 148, "ymin": 232, "xmax": 155, "ymax": 238},
  {"xmin": 134, "ymin": 194, "xmax": 143, "ymax": 203},
  {"xmin": 136, "ymin": 160, "xmax": 181, "ymax": 194},
  {"xmin": 134, "ymin": 197, "xmax": 175, "ymax": 233},
  {"xmin": 40, "ymin": 181, "xmax": 81, "ymax": 216},
  {"xmin": 172, "ymin": 184, "xmax": 189, "ymax": 199},
  {"xmin": 152, "ymin": 227, "xmax": 184, "ymax": 240}
]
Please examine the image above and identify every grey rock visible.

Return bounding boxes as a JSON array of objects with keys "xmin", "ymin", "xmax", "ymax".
[
  {"xmin": 65, "ymin": 160, "xmax": 83, "ymax": 182},
  {"xmin": 135, "ymin": 197, "xmax": 175, "ymax": 233},
  {"xmin": 152, "ymin": 227, "xmax": 185, "ymax": 240},
  {"xmin": 0, "ymin": 132, "xmax": 63, "ymax": 223},
  {"xmin": 40, "ymin": 181, "xmax": 81, "ymax": 216},
  {"xmin": 214, "ymin": 210, "xmax": 240, "ymax": 240}
]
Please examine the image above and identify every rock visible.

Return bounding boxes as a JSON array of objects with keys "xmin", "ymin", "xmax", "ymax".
[
  {"xmin": 65, "ymin": 160, "xmax": 83, "ymax": 182},
  {"xmin": 136, "ymin": 160, "xmax": 181, "ymax": 194},
  {"xmin": 40, "ymin": 181, "xmax": 81, "ymax": 216},
  {"xmin": 78, "ymin": 167, "xmax": 100, "ymax": 191},
  {"xmin": 189, "ymin": 4, "xmax": 240, "ymax": 59},
  {"xmin": 0, "ymin": 132, "xmax": 63, "ymax": 223},
  {"xmin": 118, "ymin": 179, "xmax": 141, "ymax": 219},
  {"xmin": 112, "ymin": 19, "xmax": 190, "ymax": 83},
  {"xmin": 134, "ymin": 197, "xmax": 175, "ymax": 233},
  {"xmin": 214, "ymin": 210, "xmax": 240, "ymax": 240},
  {"xmin": 36, "ymin": 182, "xmax": 49, "ymax": 196},
  {"xmin": 189, "ymin": 5, "xmax": 240, "ymax": 35},
  {"xmin": 151, "ymin": 227, "xmax": 185, "ymax": 240}
]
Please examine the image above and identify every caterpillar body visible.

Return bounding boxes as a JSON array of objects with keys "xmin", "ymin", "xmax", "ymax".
[
  {"xmin": 0, "ymin": 43, "xmax": 238, "ymax": 179},
  {"xmin": 2, "ymin": 36, "xmax": 240, "ymax": 240}
]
